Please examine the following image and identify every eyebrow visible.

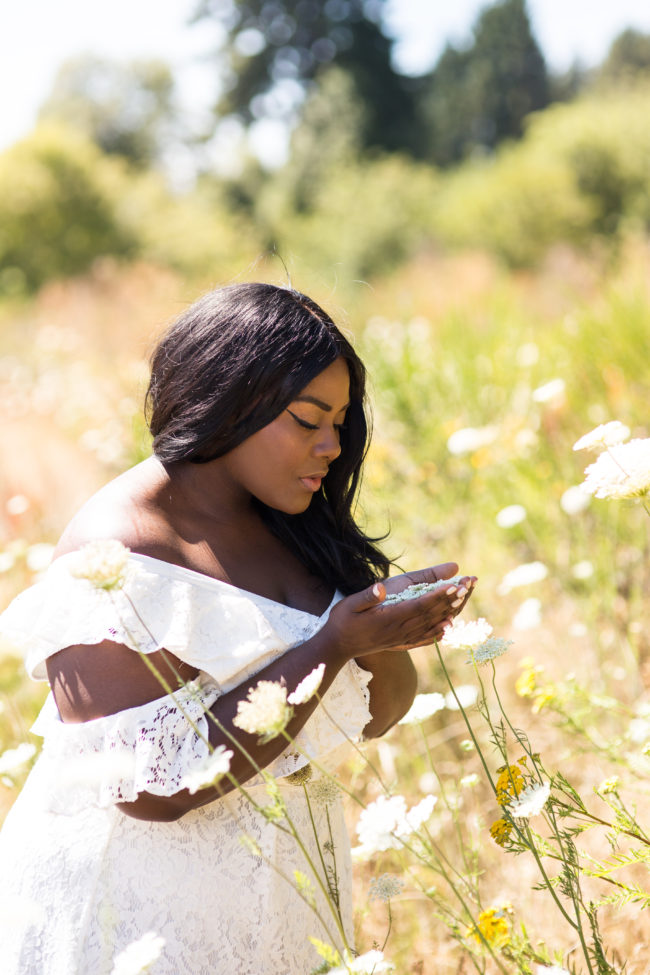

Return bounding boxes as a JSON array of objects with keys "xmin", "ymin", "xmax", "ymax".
[{"xmin": 293, "ymin": 395, "xmax": 350, "ymax": 412}]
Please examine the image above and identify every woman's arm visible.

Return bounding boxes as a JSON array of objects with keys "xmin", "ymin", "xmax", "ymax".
[{"xmin": 47, "ymin": 565, "xmax": 472, "ymax": 822}]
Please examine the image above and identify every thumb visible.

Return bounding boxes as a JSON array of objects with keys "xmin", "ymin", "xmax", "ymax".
[{"xmin": 348, "ymin": 581, "xmax": 386, "ymax": 614}]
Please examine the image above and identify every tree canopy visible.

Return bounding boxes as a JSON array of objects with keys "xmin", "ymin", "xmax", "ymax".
[{"xmin": 192, "ymin": 0, "xmax": 420, "ymax": 154}]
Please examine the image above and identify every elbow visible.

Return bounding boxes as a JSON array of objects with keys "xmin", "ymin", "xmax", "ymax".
[{"xmin": 116, "ymin": 781, "xmax": 235, "ymax": 822}]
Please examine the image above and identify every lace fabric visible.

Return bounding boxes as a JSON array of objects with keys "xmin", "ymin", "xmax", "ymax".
[{"xmin": 0, "ymin": 554, "xmax": 373, "ymax": 974}]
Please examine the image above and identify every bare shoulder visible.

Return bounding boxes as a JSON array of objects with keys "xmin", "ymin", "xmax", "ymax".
[{"xmin": 53, "ymin": 457, "xmax": 175, "ymax": 561}]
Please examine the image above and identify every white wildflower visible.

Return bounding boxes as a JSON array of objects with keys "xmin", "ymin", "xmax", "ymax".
[
  {"xmin": 535, "ymin": 966, "xmax": 571, "ymax": 975},
  {"xmin": 68, "ymin": 539, "xmax": 130, "ymax": 590},
  {"xmin": 182, "ymin": 745, "xmax": 233, "ymax": 794},
  {"xmin": 628, "ymin": 717, "xmax": 650, "ymax": 744},
  {"xmin": 507, "ymin": 781, "xmax": 550, "ymax": 819},
  {"xmin": 460, "ymin": 773, "xmax": 480, "ymax": 788},
  {"xmin": 355, "ymin": 794, "xmax": 437, "ymax": 856},
  {"xmin": 467, "ymin": 637, "xmax": 513, "ymax": 666},
  {"xmin": 308, "ymin": 776, "xmax": 340, "ymax": 804},
  {"xmin": 496, "ymin": 504, "xmax": 526, "ymax": 528},
  {"xmin": 569, "ymin": 622, "xmax": 587, "ymax": 637},
  {"xmin": 5, "ymin": 494, "xmax": 30, "ymax": 516},
  {"xmin": 0, "ymin": 742, "xmax": 36, "ymax": 774},
  {"xmin": 447, "ymin": 426, "xmax": 498, "ymax": 456},
  {"xmin": 442, "ymin": 617, "xmax": 493, "ymax": 651},
  {"xmin": 110, "ymin": 931, "xmax": 165, "ymax": 975},
  {"xmin": 573, "ymin": 421, "xmax": 630, "ymax": 452},
  {"xmin": 512, "ymin": 597, "xmax": 542, "ymax": 631},
  {"xmin": 445, "ymin": 685, "xmax": 478, "ymax": 710},
  {"xmin": 497, "ymin": 561, "xmax": 548, "ymax": 594},
  {"xmin": 398, "ymin": 692, "xmax": 446, "ymax": 725},
  {"xmin": 233, "ymin": 680, "xmax": 293, "ymax": 742},
  {"xmin": 582, "ymin": 439, "xmax": 650, "ymax": 500},
  {"xmin": 26, "ymin": 543, "xmax": 55, "ymax": 573},
  {"xmin": 330, "ymin": 949, "xmax": 395, "ymax": 974},
  {"xmin": 369, "ymin": 873, "xmax": 404, "ymax": 902},
  {"xmin": 287, "ymin": 663, "xmax": 325, "ymax": 705},
  {"xmin": 516, "ymin": 342, "xmax": 539, "ymax": 367},
  {"xmin": 0, "ymin": 551, "xmax": 15, "ymax": 573},
  {"xmin": 383, "ymin": 576, "xmax": 464, "ymax": 604},
  {"xmin": 571, "ymin": 560, "xmax": 594, "ymax": 580},
  {"xmin": 532, "ymin": 378, "xmax": 565, "ymax": 404},
  {"xmin": 560, "ymin": 484, "xmax": 591, "ymax": 515}
]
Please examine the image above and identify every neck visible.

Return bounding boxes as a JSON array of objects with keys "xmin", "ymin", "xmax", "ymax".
[{"xmin": 154, "ymin": 456, "xmax": 255, "ymax": 525}]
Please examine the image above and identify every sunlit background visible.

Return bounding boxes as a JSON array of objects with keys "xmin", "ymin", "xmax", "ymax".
[{"xmin": 1, "ymin": 1, "xmax": 650, "ymax": 971}]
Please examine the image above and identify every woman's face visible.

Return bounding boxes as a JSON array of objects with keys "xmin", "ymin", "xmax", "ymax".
[{"xmin": 220, "ymin": 357, "xmax": 351, "ymax": 514}]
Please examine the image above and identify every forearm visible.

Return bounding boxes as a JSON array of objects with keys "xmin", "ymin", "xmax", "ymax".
[
  {"xmin": 355, "ymin": 650, "xmax": 417, "ymax": 739},
  {"xmin": 118, "ymin": 626, "xmax": 352, "ymax": 821}
]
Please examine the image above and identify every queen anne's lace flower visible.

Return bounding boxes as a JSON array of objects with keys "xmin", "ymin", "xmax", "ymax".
[
  {"xmin": 354, "ymin": 794, "xmax": 437, "ymax": 857},
  {"xmin": 329, "ymin": 949, "xmax": 395, "ymax": 973},
  {"xmin": 68, "ymin": 539, "xmax": 131, "ymax": 590},
  {"xmin": 507, "ymin": 781, "xmax": 550, "ymax": 819},
  {"xmin": 308, "ymin": 776, "xmax": 340, "ymax": 804},
  {"xmin": 398, "ymin": 692, "xmax": 446, "ymax": 724},
  {"xmin": 442, "ymin": 618, "xmax": 493, "ymax": 651},
  {"xmin": 233, "ymin": 680, "xmax": 293, "ymax": 742},
  {"xmin": 573, "ymin": 421, "xmax": 630, "ymax": 452},
  {"xmin": 467, "ymin": 637, "xmax": 513, "ymax": 666},
  {"xmin": 498, "ymin": 561, "xmax": 548, "ymax": 593},
  {"xmin": 496, "ymin": 505, "xmax": 526, "ymax": 528},
  {"xmin": 582, "ymin": 439, "xmax": 650, "ymax": 500},
  {"xmin": 287, "ymin": 663, "xmax": 325, "ymax": 705},
  {"xmin": 182, "ymin": 745, "xmax": 233, "ymax": 794},
  {"xmin": 383, "ymin": 576, "xmax": 464, "ymax": 604},
  {"xmin": 445, "ymin": 685, "xmax": 478, "ymax": 710},
  {"xmin": 110, "ymin": 931, "xmax": 165, "ymax": 975},
  {"xmin": 369, "ymin": 873, "xmax": 404, "ymax": 902},
  {"xmin": 447, "ymin": 426, "xmax": 498, "ymax": 456}
]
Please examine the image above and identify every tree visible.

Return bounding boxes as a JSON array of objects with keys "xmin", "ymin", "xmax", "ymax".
[
  {"xmin": 192, "ymin": 0, "xmax": 420, "ymax": 154},
  {"xmin": 419, "ymin": 0, "xmax": 550, "ymax": 166},
  {"xmin": 38, "ymin": 56, "xmax": 180, "ymax": 169},
  {"xmin": 598, "ymin": 29, "xmax": 650, "ymax": 83}
]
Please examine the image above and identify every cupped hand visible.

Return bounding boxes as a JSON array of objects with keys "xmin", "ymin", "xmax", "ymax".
[{"xmin": 325, "ymin": 563, "xmax": 477, "ymax": 660}]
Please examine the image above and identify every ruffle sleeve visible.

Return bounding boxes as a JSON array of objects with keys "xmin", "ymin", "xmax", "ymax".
[
  {"xmin": 0, "ymin": 553, "xmax": 293, "ymax": 689},
  {"xmin": 29, "ymin": 674, "xmax": 221, "ymax": 814}
]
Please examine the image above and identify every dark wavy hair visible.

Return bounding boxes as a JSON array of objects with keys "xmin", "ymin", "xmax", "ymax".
[{"xmin": 145, "ymin": 282, "xmax": 390, "ymax": 594}]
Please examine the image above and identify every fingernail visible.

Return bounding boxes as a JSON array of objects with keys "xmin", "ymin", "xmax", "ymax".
[
  {"xmin": 446, "ymin": 586, "xmax": 457, "ymax": 595},
  {"xmin": 451, "ymin": 597, "xmax": 463, "ymax": 608},
  {"xmin": 457, "ymin": 587, "xmax": 468, "ymax": 597}
]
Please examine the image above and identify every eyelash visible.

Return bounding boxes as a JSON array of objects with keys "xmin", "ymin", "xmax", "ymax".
[{"xmin": 287, "ymin": 410, "xmax": 346, "ymax": 433}]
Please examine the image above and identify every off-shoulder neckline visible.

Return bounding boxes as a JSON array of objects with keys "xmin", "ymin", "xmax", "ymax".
[{"xmin": 125, "ymin": 552, "xmax": 338, "ymax": 621}]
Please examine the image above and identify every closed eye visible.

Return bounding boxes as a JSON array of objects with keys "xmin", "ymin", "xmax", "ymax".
[{"xmin": 287, "ymin": 409, "xmax": 318, "ymax": 431}]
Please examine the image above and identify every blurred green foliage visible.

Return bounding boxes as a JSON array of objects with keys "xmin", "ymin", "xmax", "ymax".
[
  {"xmin": 0, "ymin": 124, "xmax": 137, "ymax": 294},
  {"xmin": 2, "ymin": 79, "xmax": 650, "ymax": 293}
]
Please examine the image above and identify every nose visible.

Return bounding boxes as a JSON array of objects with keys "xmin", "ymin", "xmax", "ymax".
[{"xmin": 314, "ymin": 426, "xmax": 342, "ymax": 463}]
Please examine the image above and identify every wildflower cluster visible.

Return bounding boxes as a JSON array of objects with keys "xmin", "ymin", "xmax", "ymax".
[
  {"xmin": 574, "ymin": 422, "xmax": 650, "ymax": 501},
  {"xmin": 466, "ymin": 905, "xmax": 512, "ymax": 949}
]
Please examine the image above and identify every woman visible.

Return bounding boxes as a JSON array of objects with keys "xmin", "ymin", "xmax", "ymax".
[{"xmin": 0, "ymin": 283, "xmax": 474, "ymax": 974}]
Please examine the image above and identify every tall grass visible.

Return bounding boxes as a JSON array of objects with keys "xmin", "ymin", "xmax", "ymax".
[{"xmin": 0, "ymin": 243, "xmax": 649, "ymax": 970}]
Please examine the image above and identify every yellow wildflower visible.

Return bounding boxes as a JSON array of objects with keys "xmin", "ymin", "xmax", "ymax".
[
  {"xmin": 532, "ymin": 689, "xmax": 555, "ymax": 713},
  {"xmin": 496, "ymin": 765, "xmax": 525, "ymax": 807},
  {"xmin": 467, "ymin": 907, "xmax": 511, "ymax": 949},
  {"xmin": 490, "ymin": 818, "xmax": 513, "ymax": 847}
]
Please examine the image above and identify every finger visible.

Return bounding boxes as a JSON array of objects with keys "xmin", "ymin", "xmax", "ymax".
[
  {"xmin": 394, "ymin": 562, "xmax": 460, "ymax": 589},
  {"xmin": 348, "ymin": 581, "xmax": 386, "ymax": 614}
]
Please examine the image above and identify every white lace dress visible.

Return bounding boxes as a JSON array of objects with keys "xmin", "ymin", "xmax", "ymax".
[{"xmin": 0, "ymin": 553, "xmax": 373, "ymax": 975}]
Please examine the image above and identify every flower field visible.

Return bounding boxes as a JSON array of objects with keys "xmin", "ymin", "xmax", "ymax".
[{"xmin": 0, "ymin": 240, "xmax": 649, "ymax": 973}]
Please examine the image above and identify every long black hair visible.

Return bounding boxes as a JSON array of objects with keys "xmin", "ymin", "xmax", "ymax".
[{"xmin": 146, "ymin": 282, "xmax": 390, "ymax": 594}]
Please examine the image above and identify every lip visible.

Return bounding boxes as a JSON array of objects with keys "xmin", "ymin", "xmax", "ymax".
[{"xmin": 299, "ymin": 475, "xmax": 325, "ymax": 492}]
